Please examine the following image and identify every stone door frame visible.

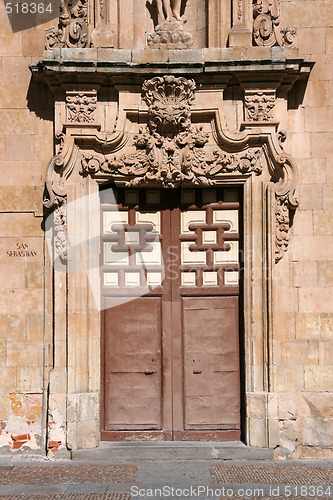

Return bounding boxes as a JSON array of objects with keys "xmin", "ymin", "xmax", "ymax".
[{"xmin": 32, "ymin": 54, "xmax": 311, "ymax": 453}]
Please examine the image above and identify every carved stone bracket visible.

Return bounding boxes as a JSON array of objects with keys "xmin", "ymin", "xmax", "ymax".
[
  {"xmin": 66, "ymin": 90, "xmax": 97, "ymax": 124},
  {"xmin": 46, "ymin": 0, "xmax": 89, "ymax": 50},
  {"xmin": 253, "ymin": 0, "xmax": 296, "ymax": 47},
  {"xmin": 244, "ymin": 89, "xmax": 276, "ymax": 122}
]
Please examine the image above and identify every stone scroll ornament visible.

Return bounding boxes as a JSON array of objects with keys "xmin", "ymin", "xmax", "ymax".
[
  {"xmin": 147, "ymin": 0, "xmax": 193, "ymax": 49},
  {"xmin": 46, "ymin": 0, "xmax": 89, "ymax": 49},
  {"xmin": 253, "ymin": 0, "xmax": 296, "ymax": 47}
]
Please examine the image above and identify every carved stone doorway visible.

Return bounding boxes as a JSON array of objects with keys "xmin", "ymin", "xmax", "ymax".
[{"xmin": 101, "ymin": 186, "xmax": 242, "ymax": 441}]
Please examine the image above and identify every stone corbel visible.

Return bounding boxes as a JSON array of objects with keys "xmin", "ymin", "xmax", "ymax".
[
  {"xmin": 65, "ymin": 89, "xmax": 98, "ymax": 126},
  {"xmin": 240, "ymin": 83, "xmax": 279, "ymax": 130}
]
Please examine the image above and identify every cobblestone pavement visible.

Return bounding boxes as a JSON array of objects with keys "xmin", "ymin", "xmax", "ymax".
[
  {"xmin": 0, "ymin": 465, "xmax": 137, "ymax": 485},
  {"xmin": 0, "ymin": 460, "xmax": 332, "ymax": 499},
  {"xmin": 210, "ymin": 464, "xmax": 333, "ymax": 485}
]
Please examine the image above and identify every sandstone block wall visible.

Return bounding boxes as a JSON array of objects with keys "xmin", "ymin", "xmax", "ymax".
[
  {"xmin": 268, "ymin": 0, "xmax": 333, "ymax": 459},
  {"xmin": 0, "ymin": 2, "xmax": 52, "ymax": 452}
]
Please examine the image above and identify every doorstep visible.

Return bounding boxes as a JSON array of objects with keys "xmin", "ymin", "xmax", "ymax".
[{"xmin": 71, "ymin": 441, "xmax": 274, "ymax": 461}]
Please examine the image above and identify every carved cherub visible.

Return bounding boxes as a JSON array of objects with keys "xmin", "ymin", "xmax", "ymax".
[{"xmin": 156, "ymin": 0, "xmax": 182, "ymax": 24}]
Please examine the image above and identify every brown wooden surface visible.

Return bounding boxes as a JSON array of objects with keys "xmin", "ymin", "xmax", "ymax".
[{"xmin": 101, "ymin": 188, "xmax": 241, "ymax": 441}]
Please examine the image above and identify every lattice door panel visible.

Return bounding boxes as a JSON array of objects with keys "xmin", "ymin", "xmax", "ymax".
[{"xmin": 101, "ymin": 187, "xmax": 242, "ymax": 441}]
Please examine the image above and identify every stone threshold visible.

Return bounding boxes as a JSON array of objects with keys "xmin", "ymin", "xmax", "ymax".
[{"xmin": 71, "ymin": 441, "xmax": 274, "ymax": 461}]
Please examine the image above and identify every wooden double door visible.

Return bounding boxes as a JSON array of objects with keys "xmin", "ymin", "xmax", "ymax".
[{"xmin": 101, "ymin": 187, "xmax": 242, "ymax": 441}]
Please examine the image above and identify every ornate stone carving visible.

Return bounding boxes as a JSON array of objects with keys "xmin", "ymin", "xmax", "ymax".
[
  {"xmin": 275, "ymin": 193, "xmax": 291, "ymax": 262},
  {"xmin": 46, "ymin": 0, "xmax": 89, "ymax": 50},
  {"xmin": 41, "ymin": 73, "xmax": 300, "ymax": 263},
  {"xmin": 54, "ymin": 199, "xmax": 68, "ymax": 263},
  {"xmin": 66, "ymin": 91, "xmax": 97, "ymax": 123},
  {"xmin": 244, "ymin": 90, "xmax": 276, "ymax": 121},
  {"xmin": 81, "ymin": 146, "xmax": 262, "ymax": 188},
  {"xmin": 147, "ymin": 0, "xmax": 193, "ymax": 49},
  {"xmin": 80, "ymin": 76, "xmax": 262, "ymax": 187},
  {"xmin": 253, "ymin": 0, "xmax": 296, "ymax": 47},
  {"xmin": 142, "ymin": 76, "xmax": 195, "ymax": 135}
]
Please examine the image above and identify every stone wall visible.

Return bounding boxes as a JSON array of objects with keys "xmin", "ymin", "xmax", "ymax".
[
  {"xmin": 0, "ymin": 2, "xmax": 53, "ymax": 452},
  {"xmin": 269, "ymin": 0, "xmax": 333, "ymax": 459}
]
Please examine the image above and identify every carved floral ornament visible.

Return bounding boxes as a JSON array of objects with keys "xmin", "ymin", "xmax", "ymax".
[{"xmin": 44, "ymin": 76, "xmax": 298, "ymax": 264}]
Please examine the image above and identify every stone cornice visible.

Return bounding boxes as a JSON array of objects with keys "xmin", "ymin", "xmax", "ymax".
[{"xmin": 30, "ymin": 47, "xmax": 313, "ymax": 89}]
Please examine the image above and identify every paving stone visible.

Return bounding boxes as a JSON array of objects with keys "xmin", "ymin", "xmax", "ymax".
[
  {"xmin": 210, "ymin": 464, "xmax": 333, "ymax": 485},
  {"xmin": 0, "ymin": 495, "xmax": 130, "ymax": 499},
  {"xmin": 66, "ymin": 482, "xmax": 108, "ymax": 494},
  {"xmin": 0, "ymin": 465, "xmax": 137, "ymax": 485}
]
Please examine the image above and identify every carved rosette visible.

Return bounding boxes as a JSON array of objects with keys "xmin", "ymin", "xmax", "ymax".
[
  {"xmin": 244, "ymin": 90, "xmax": 276, "ymax": 122},
  {"xmin": 66, "ymin": 91, "xmax": 97, "ymax": 123},
  {"xmin": 46, "ymin": 0, "xmax": 89, "ymax": 49},
  {"xmin": 253, "ymin": 0, "xmax": 296, "ymax": 47}
]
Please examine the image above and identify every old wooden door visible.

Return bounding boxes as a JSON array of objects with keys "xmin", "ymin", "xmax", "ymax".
[{"xmin": 101, "ymin": 187, "xmax": 241, "ymax": 441}]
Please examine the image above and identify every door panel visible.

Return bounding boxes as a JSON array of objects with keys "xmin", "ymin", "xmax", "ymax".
[
  {"xmin": 104, "ymin": 297, "xmax": 162, "ymax": 430},
  {"xmin": 183, "ymin": 297, "xmax": 240, "ymax": 430},
  {"xmin": 101, "ymin": 188, "xmax": 242, "ymax": 441}
]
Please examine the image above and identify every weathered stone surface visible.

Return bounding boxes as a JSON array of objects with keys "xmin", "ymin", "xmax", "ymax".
[
  {"xmin": 304, "ymin": 366, "xmax": 333, "ymax": 391},
  {"xmin": 302, "ymin": 418, "xmax": 333, "ymax": 446}
]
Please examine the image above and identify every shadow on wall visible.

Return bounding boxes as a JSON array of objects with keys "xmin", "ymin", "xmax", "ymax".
[
  {"xmin": 287, "ymin": 79, "xmax": 308, "ymax": 110},
  {"xmin": 26, "ymin": 76, "xmax": 54, "ymax": 123}
]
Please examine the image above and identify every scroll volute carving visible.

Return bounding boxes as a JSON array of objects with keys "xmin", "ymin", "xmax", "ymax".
[
  {"xmin": 46, "ymin": 0, "xmax": 89, "ymax": 50},
  {"xmin": 253, "ymin": 0, "xmax": 296, "ymax": 47}
]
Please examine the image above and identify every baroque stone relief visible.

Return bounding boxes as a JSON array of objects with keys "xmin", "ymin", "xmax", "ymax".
[
  {"xmin": 253, "ymin": 0, "xmax": 296, "ymax": 47},
  {"xmin": 66, "ymin": 91, "xmax": 97, "ymax": 124},
  {"xmin": 44, "ymin": 75, "xmax": 298, "ymax": 263},
  {"xmin": 81, "ymin": 77, "xmax": 262, "ymax": 187},
  {"xmin": 147, "ymin": 0, "xmax": 193, "ymax": 49},
  {"xmin": 244, "ymin": 90, "xmax": 276, "ymax": 122},
  {"xmin": 46, "ymin": 0, "xmax": 89, "ymax": 49}
]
